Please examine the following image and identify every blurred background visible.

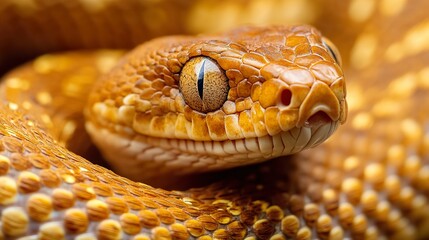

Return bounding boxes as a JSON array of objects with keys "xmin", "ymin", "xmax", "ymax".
[
  {"xmin": 2, "ymin": 0, "xmax": 424, "ymax": 76},
  {"xmin": 1, "ymin": 0, "xmax": 428, "ymax": 173}
]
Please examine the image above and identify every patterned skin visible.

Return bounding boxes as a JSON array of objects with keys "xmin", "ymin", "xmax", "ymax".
[
  {"xmin": 1, "ymin": 0, "xmax": 429, "ymax": 239},
  {"xmin": 85, "ymin": 25, "xmax": 346, "ymax": 182}
]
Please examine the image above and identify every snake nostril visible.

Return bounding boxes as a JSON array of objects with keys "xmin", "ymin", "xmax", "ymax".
[
  {"xmin": 305, "ymin": 111, "xmax": 332, "ymax": 128},
  {"xmin": 280, "ymin": 89, "xmax": 292, "ymax": 106}
]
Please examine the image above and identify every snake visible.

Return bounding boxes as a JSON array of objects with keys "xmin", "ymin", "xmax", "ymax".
[{"xmin": 1, "ymin": 0, "xmax": 429, "ymax": 239}]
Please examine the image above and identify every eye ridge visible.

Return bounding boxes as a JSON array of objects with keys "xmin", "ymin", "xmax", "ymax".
[{"xmin": 197, "ymin": 59, "xmax": 205, "ymax": 100}]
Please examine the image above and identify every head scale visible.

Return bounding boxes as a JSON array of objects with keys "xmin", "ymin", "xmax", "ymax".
[{"xmin": 86, "ymin": 25, "xmax": 347, "ymax": 181}]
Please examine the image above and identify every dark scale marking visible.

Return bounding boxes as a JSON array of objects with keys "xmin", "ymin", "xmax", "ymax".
[{"xmin": 197, "ymin": 60, "xmax": 206, "ymax": 100}]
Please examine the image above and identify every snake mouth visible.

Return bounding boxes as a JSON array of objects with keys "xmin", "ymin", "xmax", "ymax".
[
  {"xmin": 304, "ymin": 111, "xmax": 334, "ymax": 128},
  {"xmin": 85, "ymin": 119, "xmax": 339, "ymax": 181}
]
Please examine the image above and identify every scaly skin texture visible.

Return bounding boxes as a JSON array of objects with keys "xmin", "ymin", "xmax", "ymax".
[
  {"xmin": 84, "ymin": 25, "xmax": 345, "ymax": 182},
  {"xmin": 1, "ymin": 0, "xmax": 429, "ymax": 239}
]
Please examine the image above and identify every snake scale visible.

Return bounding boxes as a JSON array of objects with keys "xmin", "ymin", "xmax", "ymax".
[{"xmin": 1, "ymin": 0, "xmax": 429, "ymax": 239}]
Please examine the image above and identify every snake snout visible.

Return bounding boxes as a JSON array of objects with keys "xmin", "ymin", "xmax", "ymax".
[{"xmin": 296, "ymin": 81, "xmax": 341, "ymax": 128}]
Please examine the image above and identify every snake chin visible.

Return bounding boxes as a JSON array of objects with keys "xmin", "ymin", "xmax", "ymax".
[{"xmin": 86, "ymin": 119, "xmax": 339, "ymax": 186}]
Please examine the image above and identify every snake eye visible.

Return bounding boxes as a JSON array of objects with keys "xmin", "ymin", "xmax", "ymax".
[
  {"xmin": 322, "ymin": 37, "xmax": 342, "ymax": 66},
  {"xmin": 179, "ymin": 57, "xmax": 229, "ymax": 113}
]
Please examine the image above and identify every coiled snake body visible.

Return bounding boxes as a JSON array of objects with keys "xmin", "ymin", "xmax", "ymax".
[{"xmin": 1, "ymin": 0, "xmax": 429, "ymax": 239}]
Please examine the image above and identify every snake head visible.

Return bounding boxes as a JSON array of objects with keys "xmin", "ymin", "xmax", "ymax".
[{"xmin": 86, "ymin": 25, "xmax": 347, "ymax": 181}]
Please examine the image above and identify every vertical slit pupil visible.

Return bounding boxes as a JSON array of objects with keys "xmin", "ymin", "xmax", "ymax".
[{"xmin": 197, "ymin": 60, "xmax": 205, "ymax": 99}]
